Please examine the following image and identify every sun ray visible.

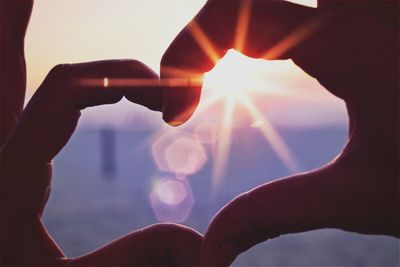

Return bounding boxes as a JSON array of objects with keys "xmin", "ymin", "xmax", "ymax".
[
  {"xmin": 187, "ymin": 20, "xmax": 220, "ymax": 64},
  {"xmin": 234, "ymin": 0, "xmax": 252, "ymax": 53},
  {"xmin": 168, "ymin": 89, "xmax": 226, "ymax": 128},
  {"xmin": 77, "ymin": 78, "xmax": 203, "ymax": 88},
  {"xmin": 241, "ymin": 95, "xmax": 299, "ymax": 172},
  {"xmin": 161, "ymin": 66, "xmax": 204, "ymax": 80},
  {"xmin": 196, "ymin": 90, "xmax": 225, "ymax": 114},
  {"xmin": 212, "ymin": 96, "xmax": 235, "ymax": 192},
  {"xmin": 261, "ymin": 14, "xmax": 329, "ymax": 59}
]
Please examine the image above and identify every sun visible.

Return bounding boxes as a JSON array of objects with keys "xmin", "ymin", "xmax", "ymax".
[
  {"xmin": 78, "ymin": 0, "xmax": 322, "ymax": 192},
  {"xmin": 203, "ymin": 49, "xmax": 266, "ymax": 101},
  {"xmin": 201, "ymin": 49, "xmax": 287, "ymax": 107},
  {"xmin": 199, "ymin": 50, "xmax": 299, "ymax": 190}
]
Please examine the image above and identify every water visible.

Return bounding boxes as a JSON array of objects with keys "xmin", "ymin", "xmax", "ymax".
[{"xmin": 43, "ymin": 127, "xmax": 399, "ymax": 266}]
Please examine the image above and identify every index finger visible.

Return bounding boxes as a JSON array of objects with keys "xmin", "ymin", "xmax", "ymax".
[
  {"xmin": 1, "ymin": 59, "xmax": 163, "ymax": 264},
  {"xmin": 160, "ymin": 0, "xmax": 316, "ymax": 125},
  {"xmin": 160, "ymin": 0, "xmax": 236, "ymax": 125},
  {"xmin": 1, "ymin": 60, "xmax": 162, "ymax": 223}
]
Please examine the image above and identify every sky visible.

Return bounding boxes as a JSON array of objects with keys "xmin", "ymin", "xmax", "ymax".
[{"xmin": 24, "ymin": 0, "xmax": 347, "ymax": 129}]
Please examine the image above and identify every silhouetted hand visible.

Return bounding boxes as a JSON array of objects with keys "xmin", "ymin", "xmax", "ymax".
[
  {"xmin": 1, "ymin": 2, "xmax": 201, "ymax": 266},
  {"xmin": 1, "ymin": 60, "xmax": 202, "ymax": 267},
  {"xmin": 161, "ymin": 0, "xmax": 399, "ymax": 265}
]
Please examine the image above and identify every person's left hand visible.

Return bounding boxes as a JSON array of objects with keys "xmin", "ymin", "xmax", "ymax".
[
  {"xmin": 1, "ymin": 2, "xmax": 202, "ymax": 266},
  {"xmin": 0, "ymin": 59, "xmax": 202, "ymax": 267}
]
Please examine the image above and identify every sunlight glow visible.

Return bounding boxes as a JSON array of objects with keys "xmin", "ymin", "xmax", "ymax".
[
  {"xmin": 188, "ymin": 20, "xmax": 220, "ymax": 64},
  {"xmin": 242, "ymin": 95, "xmax": 299, "ymax": 172},
  {"xmin": 212, "ymin": 96, "xmax": 235, "ymax": 190},
  {"xmin": 200, "ymin": 50, "xmax": 301, "ymax": 188},
  {"xmin": 261, "ymin": 14, "xmax": 328, "ymax": 59},
  {"xmin": 234, "ymin": 1, "xmax": 252, "ymax": 53},
  {"xmin": 251, "ymin": 120, "xmax": 264, "ymax": 128},
  {"xmin": 79, "ymin": 78, "xmax": 203, "ymax": 88},
  {"xmin": 187, "ymin": 0, "xmax": 322, "ymax": 187},
  {"xmin": 76, "ymin": 0, "xmax": 313, "ymax": 191},
  {"xmin": 103, "ymin": 77, "xmax": 109, "ymax": 88},
  {"xmin": 161, "ymin": 66, "xmax": 204, "ymax": 80},
  {"xmin": 203, "ymin": 50, "xmax": 277, "ymax": 100}
]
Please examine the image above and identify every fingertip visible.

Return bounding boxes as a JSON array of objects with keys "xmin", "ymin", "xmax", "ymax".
[
  {"xmin": 143, "ymin": 223, "xmax": 203, "ymax": 266},
  {"xmin": 162, "ymin": 86, "xmax": 201, "ymax": 126},
  {"xmin": 171, "ymin": 226, "xmax": 203, "ymax": 264},
  {"xmin": 120, "ymin": 61, "xmax": 163, "ymax": 111}
]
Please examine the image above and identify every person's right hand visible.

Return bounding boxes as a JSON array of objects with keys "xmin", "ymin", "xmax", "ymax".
[{"xmin": 160, "ymin": 1, "xmax": 399, "ymax": 266}]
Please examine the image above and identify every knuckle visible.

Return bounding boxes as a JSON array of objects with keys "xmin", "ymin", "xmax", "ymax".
[
  {"xmin": 47, "ymin": 64, "xmax": 69, "ymax": 80},
  {"xmin": 45, "ymin": 63, "xmax": 74, "ymax": 89},
  {"xmin": 39, "ymin": 64, "xmax": 74, "ymax": 97}
]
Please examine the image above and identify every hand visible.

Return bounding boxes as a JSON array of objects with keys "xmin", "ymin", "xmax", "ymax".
[
  {"xmin": 1, "ymin": 2, "xmax": 202, "ymax": 266},
  {"xmin": 0, "ymin": 59, "xmax": 203, "ymax": 266},
  {"xmin": 160, "ymin": 0, "xmax": 399, "ymax": 266}
]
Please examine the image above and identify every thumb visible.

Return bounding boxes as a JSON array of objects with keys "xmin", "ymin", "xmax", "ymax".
[
  {"xmin": 199, "ymin": 157, "xmax": 398, "ymax": 266},
  {"xmin": 68, "ymin": 224, "xmax": 203, "ymax": 267}
]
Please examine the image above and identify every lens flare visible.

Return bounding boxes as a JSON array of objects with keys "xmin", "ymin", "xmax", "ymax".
[
  {"xmin": 103, "ymin": 77, "xmax": 109, "ymax": 88},
  {"xmin": 150, "ymin": 4, "xmax": 325, "ymax": 193},
  {"xmin": 195, "ymin": 122, "xmax": 220, "ymax": 144},
  {"xmin": 188, "ymin": 20, "xmax": 220, "ymax": 64},
  {"xmin": 152, "ymin": 132, "xmax": 207, "ymax": 175},
  {"xmin": 203, "ymin": 50, "xmax": 274, "ymax": 101},
  {"xmin": 150, "ymin": 176, "xmax": 194, "ymax": 223},
  {"xmin": 242, "ymin": 95, "xmax": 299, "ymax": 172},
  {"xmin": 156, "ymin": 179, "xmax": 187, "ymax": 205},
  {"xmin": 201, "ymin": 50, "xmax": 300, "ymax": 189},
  {"xmin": 212, "ymin": 96, "xmax": 235, "ymax": 190},
  {"xmin": 234, "ymin": 1, "xmax": 252, "ymax": 53}
]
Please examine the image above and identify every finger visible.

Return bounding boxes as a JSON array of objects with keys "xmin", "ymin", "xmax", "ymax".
[
  {"xmin": 1, "ymin": 60, "xmax": 161, "ymax": 221},
  {"xmin": 160, "ymin": 0, "xmax": 316, "ymax": 125},
  {"xmin": 287, "ymin": 10, "xmax": 399, "ymax": 154},
  {"xmin": 200, "ymin": 156, "xmax": 399, "ymax": 266},
  {"xmin": 63, "ymin": 59, "xmax": 162, "ymax": 111},
  {"xmin": 0, "ymin": 0, "xmax": 33, "ymax": 145},
  {"xmin": 67, "ymin": 224, "xmax": 203, "ymax": 267},
  {"xmin": 122, "ymin": 61, "xmax": 162, "ymax": 112},
  {"xmin": 160, "ymin": 0, "xmax": 235, "ymax": 125},
  {"xmin": 1, "ymin": 59, "xmax": 162, "ymax": 265}
]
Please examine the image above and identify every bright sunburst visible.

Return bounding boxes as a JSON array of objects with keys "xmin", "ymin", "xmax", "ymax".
[
  {"xmin": 189, "ymin": 1, "xmax": 324, "ymax": 189},
  {"xmin": 201, "ymin": 50, "xmax": 300, "ymax": 190},
  {"xmin": 203, "ymin": 50, "xmax": 274, "ymax": 101},
  {"xmin": 78, "ymin": 1, "xmax": 323, "ymax": 192}
]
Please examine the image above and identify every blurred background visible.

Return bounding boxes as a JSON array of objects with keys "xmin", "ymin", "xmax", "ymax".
[{"xmin": 25, "ymin": 0, "xmax": 399, "ymax": 266}]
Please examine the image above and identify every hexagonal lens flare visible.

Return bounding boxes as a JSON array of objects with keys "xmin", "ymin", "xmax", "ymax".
[
  {"xmin": 156, "ymin": 179, "xmax": 187, "ymax": 205},
  {"xmin": 195, "ymin": 122, "xmax": 220, "ymax": 144},
  {"xmin": 150, "ymin": 176, "xmax": 194, "ymax": 223},
  {"xmin": 152, "ymin": 132, "xmax": 207, "ymax": 175}
]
